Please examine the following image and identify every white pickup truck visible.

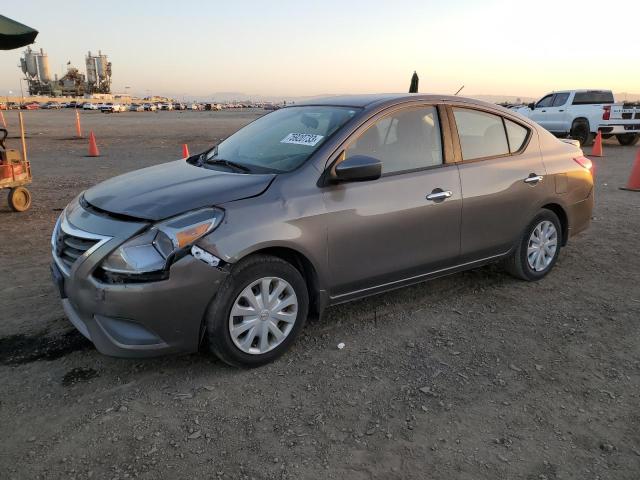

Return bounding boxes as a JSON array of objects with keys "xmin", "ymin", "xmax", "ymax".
[{"xmin": 515, "ymin": 90, "xmax": 640, "ymax": 147}]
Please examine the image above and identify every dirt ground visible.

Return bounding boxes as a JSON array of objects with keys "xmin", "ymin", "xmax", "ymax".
[{"xmin": 1, "ymin": 109, "xmax": 639, "ymax": 480}]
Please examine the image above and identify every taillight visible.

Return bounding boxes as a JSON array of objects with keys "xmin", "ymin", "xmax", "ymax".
[
  {"xmin": 574, "ymin": 156, "xmax": 593, "ymax": 175},
  {"xmin": 602, "ymin": 105, "xmax": 611, "ymax": 120}
]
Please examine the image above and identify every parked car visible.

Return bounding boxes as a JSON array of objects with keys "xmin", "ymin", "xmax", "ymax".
[
  {"xmin": 51, "ymin": 94, "xmax": 594, "ymax": 367},
  {"xmin": 143, "ymin": 103, "xmax": 157, "ymax": 111},
  {"xmin": 160, "ymin": 103, "xmax": 173, "ymax": 111},
  {"xmin": 0, "ymin": 103, "xmax": 6, "ymax": 110},
  {"xmin": 129, "ymin": 104, "xmax": 144, "ymax": 112},
  {"xmin": 23, "ymin": 103, "xmax": 40, "ymax": 110},
  {"xmin": 42, "ymin": 102, "xmax": 62, "ymax": 109},
  {"xmin": 82, "ymin": 103, "xmax": 98, "ymax": 110},
  {"xmin": 100, "ymin": 103, "xmax": 125, "ymax": 113},
  {"xmin": 516, "ymin": 89, "xmax": 640, "ymax": 146}
]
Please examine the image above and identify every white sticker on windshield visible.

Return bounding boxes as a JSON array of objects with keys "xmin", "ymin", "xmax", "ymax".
[{"xmin": 280, "ymin": 133, "xmax": 324, "ymax": 146}]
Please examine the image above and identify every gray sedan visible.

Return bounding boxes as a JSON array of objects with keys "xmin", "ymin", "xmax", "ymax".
[{"xmin": 51, "ymin": 94, "xmax": 594, "ymax": 367}]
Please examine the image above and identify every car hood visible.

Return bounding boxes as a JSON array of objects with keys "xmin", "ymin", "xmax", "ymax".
[{"xmin": 84, "ymin": 160, "xmax": 275, "ymax": 221}]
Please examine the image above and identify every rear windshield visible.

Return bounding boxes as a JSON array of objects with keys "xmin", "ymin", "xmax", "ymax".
[
  {"xmin": 572, "ymin": 91, "xmax": 614, "ymax": 105},
  {"xmin": 204, "ymin": 106, "xmax": 359, "ymax": 173}
]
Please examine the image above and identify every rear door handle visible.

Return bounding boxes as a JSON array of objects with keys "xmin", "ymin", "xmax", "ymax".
[
  {"xmin": 426, "ymin": 190, "xmax": 452, "ymax": 201},
  {"xmin": 524, "ymin": 174, "xmax": 544, "ymax": 184}
]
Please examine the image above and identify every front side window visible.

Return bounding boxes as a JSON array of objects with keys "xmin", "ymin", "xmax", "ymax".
[
  {"xmin": 453, "ymin": 108, "xmax": 509, "ymax": 160},
  {"xmin": 204, "ymin": 106, "xmax": 358, "ymax": 173},
  {"xmin": 536, "ymin": 95, "xmax": 554, "ymax": 108},
  {"xmin": 552, "ymin": 93, "xmax": 570, "ymax": 107},
  {"xmin": 345, "ymin": 106, "xmax": 442, "ymax": 174}
]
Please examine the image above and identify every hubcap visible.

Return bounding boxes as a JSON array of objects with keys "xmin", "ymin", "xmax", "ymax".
[
  {"xmin": 527, "ymin": 220, "xmax": 558, "ymax": 272},
  {"xmin": 228, "ymin": 277, "xmax": 298, "ymax": 355}
]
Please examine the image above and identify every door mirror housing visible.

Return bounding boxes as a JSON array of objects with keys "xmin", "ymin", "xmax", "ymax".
[
  {"xmin": 332, "ymin": 155, "xmax": 382, "ymax": 182},
  {"xmin": 528, "ymin": 102, "xmax": 536, "ymax": 110}
]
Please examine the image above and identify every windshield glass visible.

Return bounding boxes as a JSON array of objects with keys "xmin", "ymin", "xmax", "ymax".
[{"xmin": 204, "ymin": 106, "xmax": 359, "ymax": 173}]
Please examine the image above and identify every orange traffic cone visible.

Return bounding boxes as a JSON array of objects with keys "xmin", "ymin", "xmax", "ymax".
[
  {"xmin": 0, "ymin": 110, "xmax": 6, "ymax": 128},
  {"xmin": 182, "ymin": 144, "xmax": 190, "ymax": 159},
  {"xmin": 591, "ymin": 131, "xmax": 603, "ymax": 157},
  {"xmin": 88, "ymin": 131, "xmax": 100, "ymax": 157},
  {"xmin": 620, "ymin": 149, "xmax": 640, "ymax": 191},
  {"xmin": 75, "ymin": 110, "xmax": 82, "ymax": 138}
]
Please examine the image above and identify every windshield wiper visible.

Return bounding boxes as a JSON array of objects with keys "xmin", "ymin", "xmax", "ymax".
[{"xmin": 204, "ymin": 158, "xmax": 251, "ymax": 173}]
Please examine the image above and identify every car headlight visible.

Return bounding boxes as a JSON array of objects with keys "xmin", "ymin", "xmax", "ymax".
[{"xmin": 101, "ymin": 208, "xmax": 224, "ymax": 274}]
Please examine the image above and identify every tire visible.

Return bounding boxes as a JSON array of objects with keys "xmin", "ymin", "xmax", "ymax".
[
  {"xmin": 206, "ymin": 254, "xmax": 309, "ymax": 368},
  {"xmin": 8, "ymin": 186, "xmax": 32, "ymax": 212},
  {"xmin": 504, "ymin": 210, "xmax": 562, "ymax": 281},
  {"xmin": 570, "ymin": 120, "xmax": 594, "ymax": 147},
  {"xmin": 616, "ymin": 134, "xmax": 639, "ymax": 146}
]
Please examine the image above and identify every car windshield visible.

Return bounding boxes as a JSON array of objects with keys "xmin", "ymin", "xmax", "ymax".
[{"xmin": 203, "ymin": 106, "xmax": 359, "ymax": 173}]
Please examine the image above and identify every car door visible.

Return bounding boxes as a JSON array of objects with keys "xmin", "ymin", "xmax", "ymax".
[
  {"xmin": 450, "ymin": 106, "xmax": 548, "ymax": 262},
  {"xmin": 529, "ymin": 94, "xmax": 555, "ymax": 130},
  {"xmin": 544, "ymin": 92, "xmax": 570, "ymax": 132},
  {"xmin": 322, "ymin": 105, "xmax": 462, "ymax": 298}
]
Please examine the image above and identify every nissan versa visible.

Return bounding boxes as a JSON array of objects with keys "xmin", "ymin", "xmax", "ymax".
[{"xmin": 51, "ymin": 94, "xmax": 594, "ymax": 367}]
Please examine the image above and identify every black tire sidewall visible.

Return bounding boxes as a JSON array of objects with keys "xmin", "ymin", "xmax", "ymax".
[
  {"xmin": 616, "ymin": 134, "xmax": 639, "ymax": 146},
  {"xmin": 517, "ymin": 211, "xmax": 562, "ymax": 281},
  {"xmin": 206, "ymin": 256, "xmax": 309, "ymax": 367},
  {"xmin": 571, "ymin": 121, "xmax": 593, "ymax": 147}
]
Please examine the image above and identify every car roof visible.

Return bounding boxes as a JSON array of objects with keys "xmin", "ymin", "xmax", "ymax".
[{"xmin": 295, "ymin": 93, "xmax": 507, "ymax": 112}]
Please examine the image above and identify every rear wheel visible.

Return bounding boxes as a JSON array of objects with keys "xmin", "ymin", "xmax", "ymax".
[
  {"xmin": 570, "ymin": 120, "xmax": 594, "ymax": 147},
  {"xmin": 616, "ymin": 134, "xmax": 639, "ymax": 146},
  {"xmin": 8, "ymin": 186, "xmax": 31, "ymax": 212},
  {"xmin": 206, "ymin": 255, "xmax": 309, "ymax": 367},
  {"xmin": 504, "ymin": 210, "xmax": 562, "ymax": 281}
]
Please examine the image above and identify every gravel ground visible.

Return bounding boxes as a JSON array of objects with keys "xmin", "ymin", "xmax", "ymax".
[{"xmin": 0, "ymin": 109, "xmax": 639, "ymax": 480}]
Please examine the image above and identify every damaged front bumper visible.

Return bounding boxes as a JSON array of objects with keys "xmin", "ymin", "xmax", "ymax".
[{"xmin": 51, "ymin": 199, "xmax": 228, "ymax": 358}]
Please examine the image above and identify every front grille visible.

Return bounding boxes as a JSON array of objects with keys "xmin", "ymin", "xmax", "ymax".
[
  {"xmin": 53, "ymin": 221, "xmax": 101, "ymax": 273},
  {"xmin": 622, "ymin": 112, "xmax": 632, "ymax": 120}
]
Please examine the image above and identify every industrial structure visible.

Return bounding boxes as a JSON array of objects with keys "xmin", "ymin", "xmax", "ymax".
[{"xmin": 19, "ymin": 47, "xmax": 112, "ymax": 97}]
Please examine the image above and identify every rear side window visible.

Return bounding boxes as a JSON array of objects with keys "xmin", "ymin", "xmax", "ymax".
[
  {"xmin": 572, "ymin": 91, "xmax": 614, "ymax": 105},
  {"xmin": 552, "ymin": 93, "xmax": 569, "ymax": 107},
  {"xmin": 504, "ymin": 119, "xmax": 529, "ymax": 152},
  {"xmin": 345, "ymin": 106, "xmax": 442, "ymax": 174},
  {"xmin": 453, "ymin": 108, "xmax": 509, "ymax": 160}
]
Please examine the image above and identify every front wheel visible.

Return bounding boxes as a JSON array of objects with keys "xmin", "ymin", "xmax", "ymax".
[
  {"xmin": 8, "ymin": 186, "xmax": 32, "ymax": 212},
  {"xmin": 616, "ymin": 134, "xmax": 639, "ymax": 146},
  {"xmin": 206, "ymin": 255, "xmax": 309, "ymax": 367},
  {"xmin": 504, "ymin": 210, "xmax": 562, "ymax": 281}
]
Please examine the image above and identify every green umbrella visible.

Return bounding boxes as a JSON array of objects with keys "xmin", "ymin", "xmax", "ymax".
[
  {"xmin": 0, "ymin": 15, "xmax": 38, "ymax": 50},
  {"xmin": 409, "ymin": 71, "xmax": 419, "ymax": 93}
]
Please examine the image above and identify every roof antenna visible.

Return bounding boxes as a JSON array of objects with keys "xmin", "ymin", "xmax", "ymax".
[{"xmin": 454, "ymin": 85, "xmax": 465, "ymax": 96}]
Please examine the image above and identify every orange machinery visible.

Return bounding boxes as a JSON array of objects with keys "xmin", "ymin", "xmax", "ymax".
[{"xmin": 0, "ymin": 127, "xmax": 32, "ymax": 211}]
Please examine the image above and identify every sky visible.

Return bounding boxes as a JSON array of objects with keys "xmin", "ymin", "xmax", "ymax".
[{"xmin": 2, "ymin": 0, "xmax": 639, "ymax": 100}]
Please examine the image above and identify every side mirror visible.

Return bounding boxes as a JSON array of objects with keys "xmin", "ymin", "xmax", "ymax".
[
  {"xmin": 528, "ymin": 102, "xmax": 536, "ymax": 110},
  {"xmin": 332, "ymin": 155, "xmax": 382, "ymax": 182}
]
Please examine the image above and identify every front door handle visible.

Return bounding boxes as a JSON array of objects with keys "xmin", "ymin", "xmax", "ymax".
[
  {"xmin": 524, "ymin": 174, "xmax": 544, "ymax": 184},
  {"xmin": 426, "ymin": 190, "xmax": 453, "ymax": 201}
]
